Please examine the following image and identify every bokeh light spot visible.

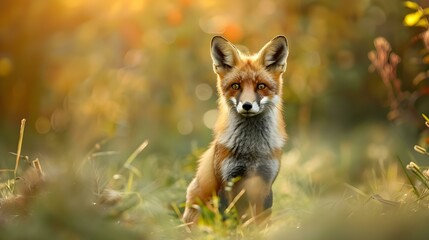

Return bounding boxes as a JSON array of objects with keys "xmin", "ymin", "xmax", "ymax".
[
  {"xmin": 168, "ymin": 8, "xmax": 183, "ymax": 26},
  {"xmin": 199, "ymin": 15, "xmax": 227, "ymax": 34},
  {"xmin": 223, "ymin": 22, "xmax": 243, "ymax": 42},
  {"xmin": 368, "ymin": 6, "xmax": 386, "ymax": 26},
  {"xmin": 304, "ymin": 51, "xmax": 321, "ymax": 68},
  {"xmin": 51, "ymin": 109, "xmax": 69, "ymax": 132},
  {"xmin": 203, "ymin": 109, "xmax": 218, "ymax": 129},
  {"xmin": 35, "ymin": 117, "xmax": 51, "ymax": 134},
  {"xmin": 177, "ymin": 119, "xmax": 193, "ymax": 135},
  {"xmin": 195, "ymin": 83, "xmax": 213, "ymax": 101},
  {"xmin": 124, "ymin": 50, "xmax": 143, "ymax": 67}
]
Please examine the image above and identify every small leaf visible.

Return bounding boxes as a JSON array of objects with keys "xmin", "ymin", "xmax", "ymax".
[
  {"xmin": 404, "ymin": 11, "xmax": 423, "ymax": 26},
  {"xmin": 404, "ymin": 1, "xmax": 420, "ymax": 10},
  {"xmin": 416, "ymin": 17, "xmax": 429, "ymax": 27}
]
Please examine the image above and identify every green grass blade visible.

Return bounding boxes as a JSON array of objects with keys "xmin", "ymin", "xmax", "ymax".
[{"xmin": 397, "ymin": 156, "xmax": 420, "ymax": 197}]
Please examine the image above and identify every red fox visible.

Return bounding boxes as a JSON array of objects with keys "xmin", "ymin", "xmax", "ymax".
[{"xmin": 183, "ymin": 35, "xmax": 289, "ymax": 225}]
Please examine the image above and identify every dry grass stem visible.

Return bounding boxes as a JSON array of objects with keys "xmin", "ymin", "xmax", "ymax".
[
  {"xmin": 225, "ymin": 189, "xmax": 246, "ymax": 214},
  {"xmin": 14, "ymin": 119, "xmax": 26, "ymax": 179},
  {"xmin": 124, "ymin": 140, "xmax": 149, "ymax": 167},
  {"xmin": 32, "ymin": 158, "xmax": 44, "ymax": 177}
]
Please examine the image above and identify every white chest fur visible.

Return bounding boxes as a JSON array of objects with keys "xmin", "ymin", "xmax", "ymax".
[
  {"xmin": 217, "ymin": 107, "xmax": 284, "ymax": 184},
  {"xmin": 218, "ymin": 107, "xmax": 284, "ymax": 153}
]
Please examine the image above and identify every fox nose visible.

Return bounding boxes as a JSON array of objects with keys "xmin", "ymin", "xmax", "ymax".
[{"xmin": 242, "ymin": 102, "xmax": 252, "ymax": 111}]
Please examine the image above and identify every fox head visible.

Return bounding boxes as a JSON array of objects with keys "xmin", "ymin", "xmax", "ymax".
[{"xmin": 210, "ymin": 36, "xmax": 289, "ymax": 117}]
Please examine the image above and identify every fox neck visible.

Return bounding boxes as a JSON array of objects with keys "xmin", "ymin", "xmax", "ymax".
[{"xmin": 214, "ymin": 96, "xmax": 285, "ymax": 155}]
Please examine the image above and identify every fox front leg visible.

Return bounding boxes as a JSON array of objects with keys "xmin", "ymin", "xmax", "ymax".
[{"xmin": 183, "ymin": 178, "xmax": 200, "ymax": 224}]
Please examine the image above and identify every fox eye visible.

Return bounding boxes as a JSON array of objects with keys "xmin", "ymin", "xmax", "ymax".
[
  {"xmin": 257, "ymin": 83, "xmax": 266, "ymax": 90},
  {"xmin": 231, "ymin": 83, "xmax": 240, "ymax": 90}
]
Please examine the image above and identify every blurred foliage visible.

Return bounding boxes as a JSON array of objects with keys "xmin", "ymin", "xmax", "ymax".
[
  {"xmin": 0, "ymin": 0, "xmax": 419, "ymax": 159},
  {"xmin": 403, "ymin": 1, "xmax": 429, "ymax": 27},
  {"xmin": 1, "ymin": 0, "xmax": 429, "ymax": 239}
]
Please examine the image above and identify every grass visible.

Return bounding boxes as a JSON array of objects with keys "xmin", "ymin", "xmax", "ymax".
[{"xmin": 0, "ymin": 116, "xmax": 429, "ymax": 240}]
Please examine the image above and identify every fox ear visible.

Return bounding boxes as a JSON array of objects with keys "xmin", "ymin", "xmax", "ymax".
[
  {"xmin": 211, "ymin": 36, "xmax": 240, "ymax": 75},
  {"xmin": 258, "ymin": 36, "xmax": 289, "ymax": 73}
]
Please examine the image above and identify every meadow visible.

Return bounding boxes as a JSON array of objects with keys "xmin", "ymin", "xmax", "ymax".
[{"xmin": 1, "ymin": 0, "xmax": 429, "ymax": 239}]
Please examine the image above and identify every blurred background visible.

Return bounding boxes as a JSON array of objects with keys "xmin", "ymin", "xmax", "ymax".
[{"xmin": 0, "ymin": 0, "xmax": 428, "ymax": 188}]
